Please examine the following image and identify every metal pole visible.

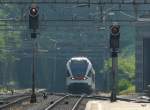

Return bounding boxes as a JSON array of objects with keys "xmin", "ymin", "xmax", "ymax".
[
  {"xmin": 111, "ymin": 51, "xmax": 118, "ymax": 102},
  {"xmin": 30, "ymin": 37, "xmax": 37, "ymax": 103},
  {"xmin": 53, "ymin": 42, "xmax": 57, "ymax": 92},
  {"xmin": 53, "ymin": 54, "xmax": 56, "ymax": 92}
]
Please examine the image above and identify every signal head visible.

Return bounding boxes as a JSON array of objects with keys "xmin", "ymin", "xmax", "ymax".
[
  {"xmin": 29, "ymin": 5, "xmax": 39, "ymax": 30},
  {"xmin": 110, "ymin": 25, "xmax": 120, "ymax": 35},
  {"xmin": 29, "ymin": 6, "xmax": 38, "ymax": 17}
]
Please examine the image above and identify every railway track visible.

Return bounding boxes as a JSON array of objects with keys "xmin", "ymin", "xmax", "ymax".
[
  {"xmin": 0, "ymin": 94, "xmax": 30, "ymax": 109},
  {"xmin": 0, "ymin": 93, "xmax": 29, "ymax": 101},
  {"xmin": 45, "ymin": 94, "xmax": 85, "ymax": 110},
  {"xmin": 0, "ymin": 92, "xmax": 148, "ymax": 110},
  {"xmin": 0, "ymin": 93, "xmax": 30, "ymax": 105},
  {"xmin": 0, "ymin": 92, "xmax": 70, "ymax": 110}
]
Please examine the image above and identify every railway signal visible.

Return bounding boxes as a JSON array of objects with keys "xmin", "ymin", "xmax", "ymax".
[
  {"xmin": 110, "ymin": 24, "xmax": 120, "ymax": 102},
  {"xmin": 29, "ymin": 5, "xmax": 39, "ymax": 30},
  {"xmin": 29, "ymin": 4, "xmax": 39, "ymax": 103}
]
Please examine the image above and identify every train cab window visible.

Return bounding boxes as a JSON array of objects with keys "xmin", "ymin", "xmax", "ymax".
[{"xmin": 70, "ymin": 60, "xmax": 88, "ymax": 77}]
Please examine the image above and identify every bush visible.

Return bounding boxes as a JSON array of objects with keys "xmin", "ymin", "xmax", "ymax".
[
  {"xmin": 118, "ymin": 79, "xmax": 133, "ymax": 92},
  {"xmin": 119, "ymin": 85, "xmax": 135, "ymax": 95}
]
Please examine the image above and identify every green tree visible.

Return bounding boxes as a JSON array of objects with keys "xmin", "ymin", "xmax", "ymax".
[
  {"xmin": 0, "ymin": 5, "xmax": 22, "ymax": 86},
  {"xmin": 101, "ymin": 55, "xmax": 135, "ymax": 93}
]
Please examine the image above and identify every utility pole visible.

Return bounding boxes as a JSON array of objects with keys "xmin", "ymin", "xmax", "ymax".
[
  {"xmin": 29, "ymin": 4, "xmax": 39, "ymax": 103},
  {"xmin": 53, "ymin": 42, "xmax": 57, "ymax": 92},
  {"xmin": 109, "ymin": 24, "xmax": 120, "ymax": 102},
  {"xmin": 49, "ymin": 39, "xmax": 58, "ymax": 92}
]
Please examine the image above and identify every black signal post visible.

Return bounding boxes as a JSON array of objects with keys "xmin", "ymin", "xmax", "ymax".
[
  {"xmin": 29, "ymin": 4, "xmax": 39, "ymax": 103},
  {"xmin": 110, "ymin": 24, "xmax": 120, "ymax": 102}
]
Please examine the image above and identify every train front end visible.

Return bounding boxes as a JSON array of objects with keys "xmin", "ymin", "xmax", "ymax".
[{"xmin": 66, "ymin": 57, "xmax": 95, "ymax": 94}]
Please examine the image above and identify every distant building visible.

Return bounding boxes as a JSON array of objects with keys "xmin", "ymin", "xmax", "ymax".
[{"xmin": 136, "ymin": 18, "xmax": 150, "ymax": 92}]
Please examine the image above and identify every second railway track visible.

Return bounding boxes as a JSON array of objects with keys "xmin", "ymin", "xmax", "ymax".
[
  {"xmin": 45, "ymin": 94, "xmax": 85, "ymax": 110},
  {"xmin": 0, "ymin": 94, "xmax": 30, "ymax": 109}
]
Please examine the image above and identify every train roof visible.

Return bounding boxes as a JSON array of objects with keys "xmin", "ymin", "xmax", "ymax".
[
  {"xmin": 67, "ymin": 57, "xmax": 92, "ymax": 65},
  {"xmin": 70, "ymin": 57, "xmax": 89, "ymax": 61},
  {"xmin": 66, "ymin": 57, "xmax": 94, "ymax": 72}
]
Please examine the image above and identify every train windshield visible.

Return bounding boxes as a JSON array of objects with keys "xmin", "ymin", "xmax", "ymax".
[{"xmin": 70, "ymin": 60, "xmax": 88, "ymax": 76}]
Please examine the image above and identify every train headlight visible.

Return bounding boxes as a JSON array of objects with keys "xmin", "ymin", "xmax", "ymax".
[
  {"xmin": 71, "ymin": 77, "xmax": 75, "ymax": 80},
  {"xmin": 83, "ymin": 77, "xmax": 88, "ymax": 80}
]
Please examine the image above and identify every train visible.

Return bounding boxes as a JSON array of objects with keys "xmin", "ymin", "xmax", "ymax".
[{"xmin": 66, "ymin": 57, "xmax": 95, "ymax": 94}]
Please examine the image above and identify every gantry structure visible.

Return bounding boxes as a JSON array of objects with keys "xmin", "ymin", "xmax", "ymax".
[{"xmin": 0, "ymin": 0, "xmax": 150, "ymax": 91}]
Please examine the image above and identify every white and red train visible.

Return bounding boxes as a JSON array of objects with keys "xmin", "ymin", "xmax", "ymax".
[{"xmin": 66, "ymin": 57, "xmax": 95, "ymax": 94}]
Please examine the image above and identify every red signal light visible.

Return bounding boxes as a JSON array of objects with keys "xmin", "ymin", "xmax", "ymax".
[
  {"xmin": 30, "ymin": 7, "xmax": 38, "ymax": 17},
  {"xmin": 111, "ymin": 26, "xmax": 119, "ymax": 34}
]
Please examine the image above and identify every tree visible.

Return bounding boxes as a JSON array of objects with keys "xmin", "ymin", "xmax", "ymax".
[{"xmin": 101, "ymin": 55, "xmax": 135, "ymax": 93}]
